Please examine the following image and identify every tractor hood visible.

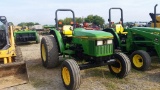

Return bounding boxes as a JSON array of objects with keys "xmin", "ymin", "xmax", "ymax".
[
  {"xmin": 131, "ymin": 27, "xmax": 160, "ymax": 32},
  {"xmin": 73, "ymin": 28, "xmax": 113, "ymax": 39}
]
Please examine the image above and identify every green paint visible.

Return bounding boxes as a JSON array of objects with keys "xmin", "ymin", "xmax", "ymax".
[
  {"xmin": 72, "ymin": 28, "xmax": 114, "ymax": 56},
  {"xmin": 114, "ymin": 27, "xmax": 160, "ymax": 58},
  {"xmin": 14, "ymin": 30, "xmax": 39, "ymax": 42},
  {"xmin": 50, "ymin": 29, "xmax": 65, "ymax": 53}
]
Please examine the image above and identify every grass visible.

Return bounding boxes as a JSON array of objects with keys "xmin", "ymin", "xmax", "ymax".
[
  {"xmin": 102, "ymin": 81, "xmax": 119, "ymax": 89},
  {"xmin": 81, "ymin": 66, "xmax": 131, "ymax": 89},
  {"xmin": 81, "ymin": 60, "xmax": 160, "ymax": 90}
]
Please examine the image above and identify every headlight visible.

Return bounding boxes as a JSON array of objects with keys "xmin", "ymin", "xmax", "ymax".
[
  {"xmin": 97, "ymin": 41, "xmax": 103, "ymax": 45},
  {"xmin": 107, "ymin": 40, "xmax": 112, "ymax": 44}
]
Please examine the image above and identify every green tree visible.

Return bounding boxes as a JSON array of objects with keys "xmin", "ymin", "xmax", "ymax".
[
  {"xmin": 85, "ymin": 15, "xmax": 105, "ymax": 27},
  {"xmin": 85, "ymin": 15, "xmax": 94, "ymax": 23},
  {"xmin": 63, "ymin": 18, "xmax": 72, "ymax": 25},
  {"xmin": 26, "ymin": 22, "xmax": 34, "ymax": 27},
  {"xmin": 34, "ymin": 22, "xmax": 40, "ymax": 25},
  {"xmin": 9, "ymin": 22, "xmax": 14, "ymax": 26},
  {"xmin": 18, "ymin": 22, "xmax": 40, "ymax": 27},
  {"xmin": 17, "ymin": 22, "xmax": 27, "ymax": 27},
  {"xmin": 76, "ymin": 17, "xmax": 83, "ymax": 23},
  {"xmin": 59, "ymin": 17, "xmax": 83, "ymax": 25}
]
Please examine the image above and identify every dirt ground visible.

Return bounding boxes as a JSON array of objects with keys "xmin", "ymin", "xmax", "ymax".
[{"xmin": 3, "ymin": 35, "xmax": 160, "ymax": 90}]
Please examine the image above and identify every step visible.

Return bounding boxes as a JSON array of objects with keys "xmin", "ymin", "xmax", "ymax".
[{"xmin": 63, "ymin": 50, "xmax": 75, "ymax": 55}]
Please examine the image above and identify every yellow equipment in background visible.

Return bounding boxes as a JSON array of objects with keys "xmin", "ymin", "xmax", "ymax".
[
  {"xmin": 0, "ymin": 16, "xmax": 28, "ymax": 89},
  {"xmin": 150, "ymin": 4, "xmax": 160, "ymax": 28},
  {"xmin": 151, "ymin": 15, "xmax": 160, "ymax": 28}
]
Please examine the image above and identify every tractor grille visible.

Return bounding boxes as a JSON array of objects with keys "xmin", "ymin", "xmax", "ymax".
[
  {"xmin": 89, "ymin": 44, "xmax": 113, "ymax": 56},
  {"xmin": 15, "ymin": 33, "xmax": 36, "ymax": 42}
]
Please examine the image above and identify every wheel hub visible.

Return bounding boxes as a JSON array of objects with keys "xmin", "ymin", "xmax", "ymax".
[
  {"xmin": 133, "ymin": 54, "xmax": 143, "ymax": 68},
  {"xmin": 41, "ymin": 44, "xmax": 46, "ymax": 61},
  {"xmin": 62, "ymin": 67, "xmax": 70, "ymax": 85},
  {"xmin": 111, "ymin": 60, "xmax": 122, "ymax": 73}
]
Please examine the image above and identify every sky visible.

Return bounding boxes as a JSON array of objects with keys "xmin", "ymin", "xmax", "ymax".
[{"xmin": 0, "ymin": 0, "xmax": 160, "ymax": 25}]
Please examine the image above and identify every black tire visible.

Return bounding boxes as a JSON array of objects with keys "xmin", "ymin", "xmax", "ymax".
[
  {"xmin": 40, "ymin": 35, "xmax": 59, "ymax": 68},
  {"xmin": 108, "ymin": 52, "xmax": 131, "ymax": 78},
  {"xmin": 15, "ymin": 46, "xmax": 23, "ymax": 62},
  {"xmin": 61, "ymin": 59, "xmax": 81, "ymax": 90},
  {"xmin": 130, "ymin": 50, "xmax": 151, "ymax": 71}
]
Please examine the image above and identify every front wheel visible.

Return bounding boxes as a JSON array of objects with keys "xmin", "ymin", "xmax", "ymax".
[
  {"xmin": 130, "ymin": 50, "xmax": 151, "ymax": 71},
  {"xmin": 108, "ymin": 52, "xmax": 131, "ymax": 78},
  {"xmin": 61, "ymin": 59, "xmax": 81, "ymax": 90}
]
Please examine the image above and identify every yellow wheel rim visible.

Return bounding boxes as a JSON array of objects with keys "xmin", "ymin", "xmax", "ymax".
[
  {"xmin": 41, "ymin": 44, "xmax": 46, "ymax": 61},
  {"xmin": 111, "ymin": 60, "xmax": 122, "ymax": 73},
  {"xmin": 133, "ymin": 54, "xmax": 143, "ymax": 68},
  {"xmin": 62, "ymin": 67, "xmax": 70, "ymax": 85}
]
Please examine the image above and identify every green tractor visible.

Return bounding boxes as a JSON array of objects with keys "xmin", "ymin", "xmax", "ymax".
[
  {"xmin": 40, "ymin": 9, "xmax": 131, "ymax": 90},
  {"xmin": 103, "ymin": 7, "xmax": 160, "ymax": 71},
  {"xmin": 14, "ymin": 27, "xmax": 40, "ymax": 44}
]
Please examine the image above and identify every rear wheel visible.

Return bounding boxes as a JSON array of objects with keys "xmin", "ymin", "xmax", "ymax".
[
  {"xmin": 40, "ymin": 35, "xmax": 59, "ymax": 68},
  {"xmin": 61, "ymin": 59, "xmax": 81, "ymax": 90},
  {"xmin": 130, "ymin": 50, "xmax": 151, "ymax": 71},
  {"xmin": 108, "ymin": 52, "xmax": 131, "ymax": 78}
]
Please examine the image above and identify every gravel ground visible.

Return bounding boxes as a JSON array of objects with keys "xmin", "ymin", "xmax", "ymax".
[
  {"xmin": 3, "ymin": 35, "xmax": 160, "ymax": 90},
  {"xmin": 3, "ymin": 43, "xmax": 66, "ymax": 90}
]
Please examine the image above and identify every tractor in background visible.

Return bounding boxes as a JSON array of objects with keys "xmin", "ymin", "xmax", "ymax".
[
  {"xmin": 43, "ymin": 25, "xmax": 55, "ymax": 35},
  {"xmin": 149, "ymin": 4, "xmax": 160, "ymax": 28},
  {"xmin": 0, "ymin": 16, "xmax": 28, "ymax": 89},
  {"xmin": 103, "ymin": 7, "xmax": 160, "ymax": 71},
  {"xmin": 14, "ymin": 26, "xmax": 40, "ymax": 44},
  {"xmin": 40, "ymin": 9, "xmax": 131, "ymax": 90}
]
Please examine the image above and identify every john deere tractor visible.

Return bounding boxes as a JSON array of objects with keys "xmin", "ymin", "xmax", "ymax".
[
  {"xmin": 103, "ymin": 6, "xmax": 160, "ymax": 71},
  {"xmin": 40, "ymin": 9, "xmax": 131, "ymax": 90}
]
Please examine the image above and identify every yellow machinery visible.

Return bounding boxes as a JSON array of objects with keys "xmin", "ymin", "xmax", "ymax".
[
  {"xmin": 151, "ymin": 15, "xmax": 160, "ymax": 27},
  {"xmin": 150, "ymin": 4, "xmax": 160, "ymax": 28},
  {"xmin": 0, "ymin": 16, "xmax": 28, "ymax": 89}
]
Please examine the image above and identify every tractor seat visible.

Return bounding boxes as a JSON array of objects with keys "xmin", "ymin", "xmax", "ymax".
[
  {"xmin": 115, "ymin": 24, "xmax": 128, "ymax": 34},
  {"xmin": 62, "ymin": 25, "xmax": 73, "ymax": 37}
]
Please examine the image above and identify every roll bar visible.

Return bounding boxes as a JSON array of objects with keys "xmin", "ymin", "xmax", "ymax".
[
  {"xmin": 108, "ymin": 8, "xmax": 124, "ymax": 28},
  {"xmin": 55, "ymin": 9, "xmax": 76, "ymax": 30},
  {"xmin": 154, "ymin": 4, "xmax": 158, "ymax": 28}
]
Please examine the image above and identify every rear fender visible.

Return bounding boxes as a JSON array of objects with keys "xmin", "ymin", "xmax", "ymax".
[{"xmin": 50, "ymin": 29, "xmax": 65, "ymax": 53}]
